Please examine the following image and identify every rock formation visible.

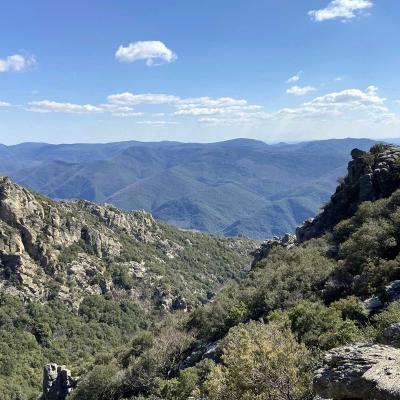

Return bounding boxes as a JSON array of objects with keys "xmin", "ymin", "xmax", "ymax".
[
  {"xmin": 297, "ymin": 144, "xmax": 400, "ymax": 242},
  {"xmin": 41, "ymin": 363, "xmax": 78, "ymax": 400},
  {"xmin": 251, "ymin": 233, "xmax": 296, "ymax": 265},
  {"xmin": 0, "ymin": 176, "xmax": 254, "ymax": 310},
  {"xmin": 313, "ymin": 343, "xmax": 400, "ymax": 400}
]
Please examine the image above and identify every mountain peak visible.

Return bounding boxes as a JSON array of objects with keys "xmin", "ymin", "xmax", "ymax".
[{"xmin": 297, "ymin": 143, "xmax": 400, "ymax": 242}]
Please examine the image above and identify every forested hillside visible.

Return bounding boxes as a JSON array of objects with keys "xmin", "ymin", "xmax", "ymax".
[
  {"xmin": 0, "ymin": 138, "xmax": 376, "ymax": 238},
  {"xmin": 61, "ymin": 143, "xmax": 400, "ymax": 400},
  {"xmin": 3, "ymin": 144, "xmax": 400, "ymax": 400},
  {"xmin": 0, "ymin": 176, "xmax": 255, "ymax": 399}
]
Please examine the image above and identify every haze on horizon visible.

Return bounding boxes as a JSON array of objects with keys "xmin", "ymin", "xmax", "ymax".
[{"xmin": 1, "ymin": 0, "xmax": 400, "ymax": 145}]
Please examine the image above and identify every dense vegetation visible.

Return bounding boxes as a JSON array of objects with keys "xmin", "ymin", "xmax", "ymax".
[
  {"xmin": 2, "ymin": 144, "xmax": 400, "ymax": 399},
  {"xmin": 68, "ymin": 150, "xmax": 400, "ymax": 399},
  {"xmin": 0, "ymin": 138, "xmax": 376, "ymax": 238}
]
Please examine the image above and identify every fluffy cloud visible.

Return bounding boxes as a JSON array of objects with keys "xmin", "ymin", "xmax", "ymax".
[
  {"xmin": 24, "ymin": 86, "xmax": 395, "ymax": 128},
  {"xmin": 0, "ymin": 101, "xmax": 11, "ymax": 107},
  {"xmin": 115, "ymin": 41, "xmax": 177, "ymax": 66},
  {"xmin": 286, "ymin": 85, "xmax": 316, "ymax": 96},
  {"xmin": 0, "ymin": 54, "xmax": 36, "ymax": 72},
  {"xmin": 136, "ymin": 120, "xmax": 179, "ymax": 125},
  {"xmin": 287, "ymin": 75, "xmax": 300, "ymax": 83},
  {"xmin": 107, "ymin": 92, "xmax": 257, "ymax": 118},
  {"xmin": 28, "ymin": 100, "xmax": 104, "ymax": 114},
  {"xmin": 27, "ymin": 100, "xmax": 144, "ymax": 117},
  {"xmin": 309, "ymin": 0, "xmax": 373, "ymax": 22},
  {"xmin": 108, "ymin": 92, "xmax": 179, "ymax": 105},
  {"xmin": 272, "ymin": 86, "xmax": 388, "ymax": 121}
]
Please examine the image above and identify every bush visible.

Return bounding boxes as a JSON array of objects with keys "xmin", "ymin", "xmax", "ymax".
[
  {"xmin": 204, "ymin": 320, "xmax": 314, "ymax": 400},
  {"xmin": 288, "ymin": 300, "xmax": 361, "ymax": 350}
]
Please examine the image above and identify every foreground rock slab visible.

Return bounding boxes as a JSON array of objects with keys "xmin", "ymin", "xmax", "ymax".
[{"xmin": 314, "ymin": 342, "xmax": 400, "ymax": 400}]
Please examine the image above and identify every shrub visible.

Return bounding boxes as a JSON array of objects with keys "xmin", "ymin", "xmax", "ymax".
[
  {"xmin": 204, "ymin": 320, "xmax": 314, "ymax": 400},
  {"xmin": 288, "ymin": 300, "xmax": 361, "ymax": 350}
]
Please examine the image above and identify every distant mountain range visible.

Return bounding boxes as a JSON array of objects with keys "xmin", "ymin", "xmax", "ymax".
[{"xmin": 0, "ymin": 137, "xmax": 378, "ymax": 239}]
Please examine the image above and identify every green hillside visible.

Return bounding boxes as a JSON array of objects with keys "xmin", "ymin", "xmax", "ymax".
[{"xmin": 0, "ymin": 138, "xmax": 377, "ymax": 239}]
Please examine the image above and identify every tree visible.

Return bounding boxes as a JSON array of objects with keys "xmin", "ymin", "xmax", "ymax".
[{"xmin": 204, "ymin": 320, "xmax": 313, "ymax": 400}]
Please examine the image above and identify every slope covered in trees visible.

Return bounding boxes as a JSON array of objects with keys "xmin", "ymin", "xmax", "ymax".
[
  {"xmin": 0, "ymin": 138, "xmax": 376, "ymax": 238},
  {"xmin": 3, "ymin": 143, "xmax": 400, "ymax": 400},
  {"xmin": 66, "ymin": 143, "xmax": 400, "ymax": 400}
]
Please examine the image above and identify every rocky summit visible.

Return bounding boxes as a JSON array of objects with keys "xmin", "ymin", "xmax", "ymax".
[
  {"xmin": 297, "ymin": 144, "xmax": 400, "ymax": 242},
  {"xmin": 0, "ymin": 176, "xmax": 255, "ymax": 310}
]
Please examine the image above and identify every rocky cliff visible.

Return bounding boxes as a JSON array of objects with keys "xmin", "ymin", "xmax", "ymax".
[
  {"xmin": 0, "ymin": 176, "xmax": 255, "ymax": 310},
  {"xmin": 297, "ymin": 144, "xmax": 400, "ymax": 242}
]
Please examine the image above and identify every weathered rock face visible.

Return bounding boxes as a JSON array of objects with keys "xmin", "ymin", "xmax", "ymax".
[
  {"xmin": 0, "ymin": 176, "xmax": 161, "ymax": 306},
  {"xmin": 297, "ymin": 145, "xmax": 400, "ymax": 243},
  {"xmin": 251, "ymin": 233, "xmax": 296, "ymax": 265},
  {"xmin": 313, "ymin": 343, "xmax": 400, "ymax": 400},
  {"xmin": 41, "ymin": 363, "xmax": 78, "ymax": 400},
  {"xmin": 0, "ymin": 176, "xmax": 255, "ymax": 310}
]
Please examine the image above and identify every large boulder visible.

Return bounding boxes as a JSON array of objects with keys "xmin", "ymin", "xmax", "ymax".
[
  {"xmin": 41, "ymin": 363, "xmax": 78, "ymax": 400},
  {"xmin": 313, "ymin": 343, "xmax": 400, "ymax": 400}
]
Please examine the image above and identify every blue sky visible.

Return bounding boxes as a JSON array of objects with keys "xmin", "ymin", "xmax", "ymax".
[{"xmin": 1, "ymin": 0, "xmax": 400, "ymax": 144}]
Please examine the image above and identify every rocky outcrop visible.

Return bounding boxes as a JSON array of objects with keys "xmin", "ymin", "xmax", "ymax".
[
  {"xmin": 382, "ymin": 324, "xmax": 400, "ymax": 347},
  {"xmin": 297, "ymin": 145, "xmax": 400, "ymax": 242},
  {"xmin": 41, "ymin": 363, "xmax": 78, "ymax": 400},
  {"xmin": 313, "ymin": 343, "xmax": 400, "ymax": 400},
  {"xmin": 363, "ymin": 279, "xmax": 400, "ymax": 315},
  {"xmin": 0, "ymin": 176, "xmax": 255, "ymax": 309},
  {"xmin": 251, "ymin": 233, "xmax": 296, "ymax": 266}
]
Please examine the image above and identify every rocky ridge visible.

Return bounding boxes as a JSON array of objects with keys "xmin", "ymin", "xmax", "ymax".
[
  {"xmin": 0, "ymin": 176, "xmax": 255, "ymax": 310},
  {"xmin": 297, "ymin": 144, "xmax": 400, "ymax": 242}
]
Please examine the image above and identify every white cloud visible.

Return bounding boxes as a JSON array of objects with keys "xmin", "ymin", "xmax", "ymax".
[
  {"xmin": 286, "ymin": 85, "xmax": 316, "ymax": 96},
  {"xmin": 176, "ymin": 96, "xmax": 248, "ymax": 108},
  {"xmin": 28, "ymin": 100, "xmax": 104, "ymax": 114},
  {"xmin": 108, "ymin": 92, "xmax": 179, "ymax": 105},
  {"xmin": 0, "ymin": 54, "xmax": 36, "ymax": 72},
  {"xmin": 115, "ymin": 41, "xmax": 177, "ymax": 66},
  {"xmin": 272, "ymin": 86, "xmax": 388, "ymax": 122},
  {"xmin": 287, "ymin": 74, "xmax": 300, "ymax": 83},
  {"xmin": 136, "ymin": 120, "xmax": 179, "ymax": 125},
  {"xmin": 24, "ymin": 86, "xmax": 394, "ymax": 130},
  {"xmin": 309, "ymin": 0, "xmax": 373, "ymax": 22},
  {"xmin": 0, "ymin": 101, "xmax": 11, "ymax": 107},
  {"xmin": 308, "ymin": 85, "xmax": 384, "ymax": 107}
]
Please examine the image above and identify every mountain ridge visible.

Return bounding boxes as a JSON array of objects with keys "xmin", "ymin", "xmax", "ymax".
[{"xmin": 0, "ymin": 138, "xmax": 379, "ymax": 239}]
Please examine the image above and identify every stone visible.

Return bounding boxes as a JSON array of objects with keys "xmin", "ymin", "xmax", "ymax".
[
  {"xmin": 251, "ymin": 233, "xmax": 296, "ymax": 265},
  {"xmin": 313, "ymin": 343, "xmax": 400, "ymax": 400},
  {"xmin": 385, "ymin": 280, "xmax": 400, "ymax": 302},
  {"xmin": 364, "ymin": 295, "xmax": 384, "ymax": 313},
  {"xmin": 297, "ymin": 145, "xmax": 400, "ymax": 243},
  {"xmin": 382, "ymin": 323, "xmax": 400, "ymax": 347},
  {"xmin": 41, "ymin": 363, "xmax": 78, "ymax": 400}
]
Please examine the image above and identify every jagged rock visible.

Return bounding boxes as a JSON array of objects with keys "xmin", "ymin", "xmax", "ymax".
[
  {"xmin": 385, "ymin": 280, "xmax": 400, "ymax": 302},
  {"xmin": 251, "ymin": 233, "xmax": 296, "ymax": 265},
  {"xmin": 41, "ymin": 363, "xmax": 78, "ymax": 400},
  {"xmin": 382, "ymin": 323, "xmax": 400, "ymax": 347},
  {"xmin": 154, "ymin": 288, "xmax": 192, "ymax": 312},
  {"xmin": 364, "ymin": 295, "xmax": 383, "ymax": 313},
  {"xmin": 313, "ymin": 343, "xmax": 400, "ymax": 400},
  {"xmin": 178, "ymin": 340, "xmax": 221, "ymax": 371},
  {"xmin": 297, "ymin": 145, "xmax": 400, "ymax": 243}
]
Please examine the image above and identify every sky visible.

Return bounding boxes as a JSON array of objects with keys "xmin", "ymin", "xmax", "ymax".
[{"xmin": 1, "ymin": 0, "xmax": 400, "ymax": 145}]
